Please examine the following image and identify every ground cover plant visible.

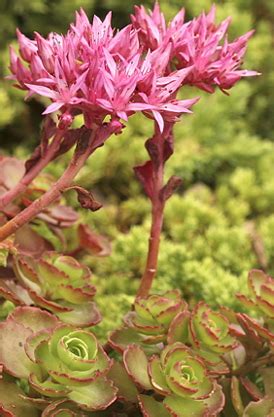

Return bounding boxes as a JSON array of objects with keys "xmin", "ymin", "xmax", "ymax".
[{"xmin": 0, "ymin": 2, "xmax": 273, "ymax": 417}]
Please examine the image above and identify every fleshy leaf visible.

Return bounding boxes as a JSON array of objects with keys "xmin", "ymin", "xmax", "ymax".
[
  {"xmin": 41, "ymin": 399, "xmax": 82, "ymax": 417},
  {"xmin": 56, "ymin": 302, "xmax": 101, "ymax": 327},
  {"xmin": 231, "ymin": 376, "xmax": 244, "ymax": 415},
  {"xmin": 78, "ymin": 224, "xmax": 111, "ymax": 256},
  {"xmin": 109, "ymin": 327, "xmax": 147, "ymax": 353},
  {"xmin": 167, "ymin": 310, "xmax": 190, "ymax": 344},
  {"xmin": 29, "ymin": 373, "xmax": 71, "ymax": 398},
  {"xmin": 108, "ymin": 361, "xmax": 138, "ymax": 402},
  {"xmin": 123, "ymin": 344, "xmax": 152, "ymax": 390},
  {"xmin": 9, "ymin": 306, "xmax": 59, "ymax": 332},
  {"xmin": 0, "ymin": 379, "xmax": 39, "ymax": 417},
  {"xmin": 67, "ymin": 377, "xmax": 117, "ymax": 410},
  {"xmin": 0, "ymin": 318, "xmax": 38, "ymax": 378},
  {"xmin": 138, "ymin": 395, "xmax": 170, "ymax": 417},
  {"xmin": 164, "ymin": 395, "xmax": 205, "ymax": 417},
  {"xmin": 243, "ymin": 397, "xmax": 274, "ymax": 417},
  {"xmin": 148, "ymin": 355, "xmax": 170, "ymax": 395}
]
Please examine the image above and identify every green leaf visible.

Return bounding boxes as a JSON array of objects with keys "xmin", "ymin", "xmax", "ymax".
[
  {"xmin": 0, "ymin": 246, "xmax": 8, "ymax": 267},
  {"xmin": 0, "ymin": 379, "xmax": 39, "ymax": 417},
  {"xmin": 138, "ymin": 395, "xmax": 170, "ymax": 417},
  {"xmin": 56, "ymin": 302, "xmax": 101, "ymax": 327},
  {"xmin": 167, "ymin": 310, "xmax": 190, "ymax": 345},
  {"xmin": 243, "ymin": 397, "xmax": 274, "ymax": 417},
  {"xmin": 68, "ymin": 377, "xmax": 117, "ymax": 410},
  {"xmin": 108, "ymin": 327, "xmax": 146, "ymax": 353},
  {"xmin": 31, "ymin": 221, "xmax": 63, "ymax": 251},
  {"xmin": 164, "ymin": 395, "xmax": 206, "ymax": 417},
  {"xmin": 148, "ymin": 355, "xmax": 170, "ymax": 395},
  {"xmin": 261, "ymin": 368, "xmax": 274, "ymax": 398},
  {"xmin": 123, "ymin": 344, "xmax": 152, "ymax": 390},
  {"xmin": 231, "ymin": 376, "xmax": 244, "ymax": 416},
  {"xmin": 29, "ymin": 373, "xmax": 70, "ymax": 398},
  {"xmin": 108, "ymin": 361, "xmax": 138, "ymax": 402}
]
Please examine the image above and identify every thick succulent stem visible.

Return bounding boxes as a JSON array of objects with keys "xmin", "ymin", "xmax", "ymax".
[
  {"xmin": 0, "ymin": 121, "xmax": 120, "ymax": 242},
  {"xmin": 0, "ymin": 128, "xmax": 65, "ymax": 209}
]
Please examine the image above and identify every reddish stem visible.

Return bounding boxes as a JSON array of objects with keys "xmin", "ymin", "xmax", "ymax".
[
  {"xmin": 0, "ymin": 121, "xmax": 119, "ymax": 242},
  {"xmin": 0, "ymin": 128, "xmax": 65, "ymax": 209},
  {"xmin": 136, "ymin": 128, "xmax": 166, "ymax": 299}
]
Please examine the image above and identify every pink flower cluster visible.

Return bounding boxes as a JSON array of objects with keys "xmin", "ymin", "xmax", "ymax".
[
  {"xmin": 9, "ymin": 4, "xmax": 257, "ymax": 130},
  {"xmin": 132, "ymin": 4, "xmax": 258, "ymax": 93}
]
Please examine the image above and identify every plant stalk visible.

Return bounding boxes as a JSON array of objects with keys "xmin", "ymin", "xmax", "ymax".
[
  {"xmin": 0, "ymin": 128, "xmax": 65, "ymax": 209},
  {"xmin": 0, "ymin": 121, "xmax": 119, "ymax": 242},
  {"xmin": 136, "ymin": 126, "xmax": 167, "ymax": 299}
]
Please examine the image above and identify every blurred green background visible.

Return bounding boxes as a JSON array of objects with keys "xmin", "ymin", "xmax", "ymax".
[{"xmin": 1, "ymin": 0, "xmax": 274, "ymax": 335}]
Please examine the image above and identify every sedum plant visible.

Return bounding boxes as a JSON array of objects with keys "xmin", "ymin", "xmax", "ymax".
[{"xmin": 0, "ymin": 2, "xmax": 273, "ymax": 417}]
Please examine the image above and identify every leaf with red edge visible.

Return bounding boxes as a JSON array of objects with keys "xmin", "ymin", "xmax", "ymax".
[
  {"xmin": 123, "ymin": 345, "xmax": 152, "ymax": 390},
  {"xmin": 0, "ymin": 280, "xmax": 32, "ymax": 305},
  {"xmin": 134, "ymin": 161, "xmax": 154, "ymax": 200},
  {"xmin": 167, "ymin": 310, "xmax": 190, "ymax": 344},
  {"xmin": 108, "ymin": 361, "xmax": 138, "ymax": 402},
  {"xmin": 240, "ymin": 377, "xmax": 264, "ymax": 401},
  {"xmin": 243, "ymin": 397, "xmax": 274, "ymax": 417},
  {"xmin": 164, "ymin": 395, "xmax": 205, "ymax": 417},
  {"xmin": 67, "ymin": 377, "xmax": 117, "ymax": 411},
  {"xmin": 0, "ymin": 379, "xmax": 39, "ymax": 417},
  {"xmin": 56, "ymin": 301, "xmax": 101, "ymax": 327},
  {"xmin": 19, "ymin": 395, "xmax": 50, "ymax": 411},
  {"xmin": 29, "ymin": 373, "xmax": 70, "ymax": 398},
  {"xmin": 41, "ymin": 399, "xmax": 85, "ymax": 417},
  {"xmin": 261, "ymin": 368, "xmax": 274, "ymax": 398},
  {"xmin": 28, "ymin": 289, "xmax": 72, "ymax": 313},
  {"xmin": 237, "ymin": 313, "xmax": 274, "ymax": 342},
  {"xmin": 78, "ymin": 224, "xmax": 111, "ymax": 256},
  {"xmin": 236, "ymin": 294, "xmax": 257, "ymax": 309},
  {"xmin": 248, "ymin": 270, "xmax": 267, "ymax": 299},
  {"xmin": 231, "ymin": 376, "xmax": 244, "ymax": 416},
  {"xmin": 0, "ymin": 318, "xmax": 37, "ymax": 378},
  {"xmin": 44, "ymin": 205, "xmax": 79, "ymax": 227},
  {"xmin": 108, "ymin": 327, "xmax": 146, "ymax": 353},
  {"xmin": 164, "ymin": 383, "xmax": 225, "ymax": 417},
  {"xmin": 9, "ymin": 306, "xmax": 59, "ymax": 332},
  {"xmin": 138, "ymin": 395, "xmax": 170, "ymax": 417},
  {"xmin": 148, "ymin": 355, "xmax": 170, "ymax": 395}
]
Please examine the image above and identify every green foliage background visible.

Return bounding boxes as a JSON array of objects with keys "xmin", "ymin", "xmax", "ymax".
[{"xmin": 1, "ymin": 0, "xmax": 274, "ymax": 337}]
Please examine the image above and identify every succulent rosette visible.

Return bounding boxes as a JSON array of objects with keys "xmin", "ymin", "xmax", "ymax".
[
  {"xmin": 125, "ymin": 343, "xmax": 225, "ymax": 417},
  {"xmin": 27, "ymin": 325, "xmax": 117, "ymax": 411},
  {"xmin": 109, "ymin": 291, "xmax": 186, "ymax": 352},
  {"xmin": 235, "ymin": 270, "xmax": 274, "ymax": 344},
  {"xmin": 168, "ymin": 302, "xmax": 236, "ymax": 374},
  {"xmin": 5, "ymin": 252, "xmax": 101, "ymax": 327},
  {"xmin": 238, "ymin": 270, "xmax": 274, "ymax": 319},
  {"xmin": 189, "ymin": 302, "xmax": 237, "ymax": 353}
]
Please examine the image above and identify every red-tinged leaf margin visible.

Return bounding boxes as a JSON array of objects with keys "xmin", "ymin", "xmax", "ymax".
[
  {"xmin": 123, "ymin": 344, "xmax": 152, "ymax": 390},
  {"xmin": 138, "ymin": 395, "xmax": 170, "ymax": 417}
]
